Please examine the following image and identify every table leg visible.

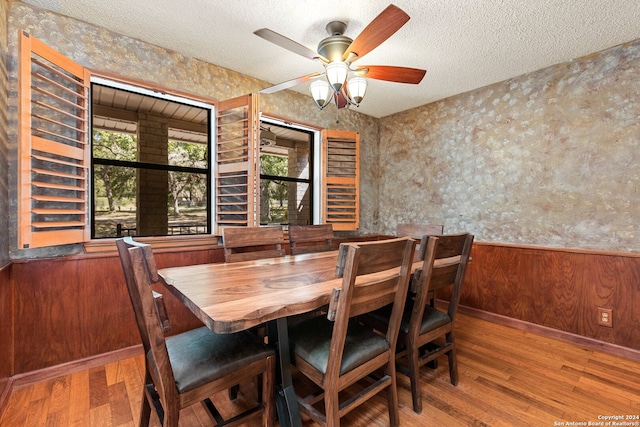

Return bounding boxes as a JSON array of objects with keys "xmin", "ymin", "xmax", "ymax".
[{"xmin": 268, "ymin": 317, "xmax": 302, "ymax": 427}]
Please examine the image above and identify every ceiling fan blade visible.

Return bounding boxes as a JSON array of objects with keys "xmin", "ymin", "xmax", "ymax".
[
  {"xmin": 260, "ymin": 72, "xmax": 323, "ymax": 94},
  {"xmin": 355, "ymin": 65, "xmax": 426, "ymax": 84},
  {"xmin": 254, "ymin": 28, "xmax": 326, "ymax": 61},
  {"xmin": 342, "ymin": 4, "xmax": 410, "ymax": 62}
]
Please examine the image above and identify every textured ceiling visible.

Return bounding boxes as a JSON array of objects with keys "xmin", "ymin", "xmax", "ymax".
[{"xmin": 22, "ymin": 0, "xmax": 640, "ymax": 118}]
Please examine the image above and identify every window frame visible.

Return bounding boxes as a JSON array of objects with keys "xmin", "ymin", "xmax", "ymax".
[
  {"xmin": 259, "ymin": 115, "xmax": 322, "ymax": 225},
  {"xmin": 89, "ymin": 77, "xmax": 215, "ymax": 239}
]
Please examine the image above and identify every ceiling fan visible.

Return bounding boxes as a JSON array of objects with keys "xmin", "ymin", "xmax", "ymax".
[{"xmin": 254, "ymin": 4, "xmax": 426, "ymax": 110}]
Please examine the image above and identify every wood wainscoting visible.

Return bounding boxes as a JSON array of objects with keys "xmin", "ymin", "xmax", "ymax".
[
  {"xmin": 0, "ymin": 261, "xmax": 13, "ymax": 417},
  {"xmin": 6, "ymin": 234, "xmax": 384, "ymax": 376},
  {"xmin": 10, "ymin": 245, "xmax": 224, "ymax": 375},
  {"xmin": 5, "ymin": 239, "xmax": 640, "ymax": 379},
  {"xmin": 461, "ymin": 242, "xmax": 640, "ymax": 355}
]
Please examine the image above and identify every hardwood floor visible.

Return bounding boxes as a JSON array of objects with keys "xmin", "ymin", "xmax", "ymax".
[{"xmin": 2, "ymin": 313, "xmax": 639, "ymax": 426}]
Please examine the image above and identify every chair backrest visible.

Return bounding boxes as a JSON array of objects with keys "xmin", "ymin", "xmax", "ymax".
[
  {"xmin": 396, "ymin": 223, "xmax": 444, "ymax": 260},
  {"xmin": 288, "ymin": 224, "xmax": 336, "ymax": 255},
  {"xmin": 116, "ymin": 237, "xmax": 176, "ymax": 402},
  {"xmin": 222, "ymin": 225, "xmax": 285, "ymax": 263},
  {"xmin": 327, "ymin": 237, "xmax": 415, "ymax": 378},
  {"xmin": 396, "ymin": 223, "xmax": 444, "ymax": 239},
  {"xmin": 411, "ymin": 233, "xmax": 474, "ymax": 330}
]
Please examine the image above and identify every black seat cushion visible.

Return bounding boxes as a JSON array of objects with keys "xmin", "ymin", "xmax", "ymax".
[
  {"xmin": 159, "ymin": 326, "xmax": 274, "ymax": 393},
  {"xmin": 289, "ymin": 316, "xmax": 389, "ymax": 376},
  {"xmin": 368, "ymin": 301, "xmax": 451, "ymax": 335}
]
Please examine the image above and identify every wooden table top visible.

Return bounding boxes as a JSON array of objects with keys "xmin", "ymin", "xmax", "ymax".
[
  {"xmin": 158, "ymin": 250, "xmax": 456, "ymax": 334},
  {"xmin": 159, "ymin": 251, "xmax": 344, "ymax": 334}
]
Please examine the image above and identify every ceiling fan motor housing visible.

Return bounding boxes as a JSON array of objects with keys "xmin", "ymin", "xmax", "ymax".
[{"xmin": 318, "ymin": 21, "xmax": 353, "ymax": 62}]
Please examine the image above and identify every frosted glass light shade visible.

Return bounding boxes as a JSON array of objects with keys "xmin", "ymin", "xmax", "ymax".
[
  {"xmin": 310, "ymin": 79, "xmax": 330, "ymax": 109},
  {"xmin": 347, "ymin": 77, "xmax": 367, "ymax": 105},
  {"xmin": 326, "ymin": 61, "xmax": 348, "ymax": 92}
]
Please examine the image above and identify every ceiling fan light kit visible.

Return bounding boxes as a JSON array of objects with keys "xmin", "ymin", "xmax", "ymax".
[
  {"xmin": 255, "ymin": 4, "xmax": 426, "ymax": 112},
  {"xmin": 308, "ymin": 60, "xmax": 368, "ymax": 110}
]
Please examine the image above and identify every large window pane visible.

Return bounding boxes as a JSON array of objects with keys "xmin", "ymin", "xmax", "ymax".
[
  {"xmin": 91, "ymin": 83, "xmax": 211, "ymax": 238},
  {"xmin": 260, "ymin": 123, "xmax": 313, "ymax": 225}
]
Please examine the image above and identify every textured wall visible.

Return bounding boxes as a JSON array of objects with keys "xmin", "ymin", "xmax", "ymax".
[
  {"xmin": 6, "ymin": 3, "xmax": 380, "ymax": 257},
  {"xmin": 11, "ymin": 2, "xmax": 639, "ymax": 254},
  {"xmin": 0, "ymin": 0, "xmax": 9, "ymax": 264},
  {"xmin": 379, "ymin": 40, "xmax": 640, "ymax": 252}
]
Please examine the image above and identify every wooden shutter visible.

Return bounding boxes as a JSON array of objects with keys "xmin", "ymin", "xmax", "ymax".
[
  {"xmin": 321, "ymin": 129, "xmax": 360, "ymax": 231},
  {"xmin": 215, "ymin": 94, "xmax": 260, "ymax": 234},
  {"xmin": 18, "ymin": 31, "xmax": 90, "ymax": 249}
]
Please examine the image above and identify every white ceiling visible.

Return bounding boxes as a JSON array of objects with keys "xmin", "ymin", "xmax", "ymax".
[{"xmin": 23, "ymin": 0, "xmax": 640, "ymax": 118}]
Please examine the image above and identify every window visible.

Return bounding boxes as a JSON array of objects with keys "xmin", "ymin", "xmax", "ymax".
[
  {"xmin": 18, "ymin": 32, "xmax": 359, "ymax": 250},
  {"xmin": 259, "ymin": 120, "xmax": 317, "ymax": 225},
  {"xmin": 91, "ymin": 82, "xmax": 212, "ymax": 238}
]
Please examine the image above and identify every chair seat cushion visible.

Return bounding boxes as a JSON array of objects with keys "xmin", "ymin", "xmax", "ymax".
[
  {"xmin": 289, "ymin": 316, "xmax": 389, "ymax": 376},
  {"xmin": 368, "ymin": 302, "xmax": 451, "ymax": 335},
  {"xmin": 159, "ymin": 326, "xmax": 274, "ymax": 393},
  {"xmin": 417, "ymin": 306, "xmax": 451, "ymax": 334}
]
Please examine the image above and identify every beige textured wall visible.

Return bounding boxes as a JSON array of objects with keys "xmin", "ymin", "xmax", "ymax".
[
  {"xmin": 6, "ymin": 2, "xmax": 380, "ymax": 257},
  {"xmin": 379, "ymin": 40, "xmax": 640, "ymax": 252},
  {"xmin": 9, "ymin": 2, "xmax": 639, "ymax": 254},
  {"xmin": 0, "ymin": 0, "xmax": 9, "ymax": 263}
]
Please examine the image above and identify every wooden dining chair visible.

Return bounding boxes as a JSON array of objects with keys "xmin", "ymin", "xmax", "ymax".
[
  {"xmin": 288, "ymin": 224, "xmax": 336, "ymax": 255},
  {"xmin": 116, "ymin": 237, "xmax": 276, "ymax": 427},
  {"xmin": 363, "ymin": 232, "xmax": 473, "ymax": 414},
  {"xmin": 222, "ymin": 226, "xmax": 286, "ymax": 343},
  {"xmin": 396, "ymin": 223, "xmax": 444, "ymax": 261},
  {"xmin": 397, "ymin": 223, "xmax": 445, "ymax": 307},
  {"xmin": 222, "ymin": 225, "xmax": 285, "ymax": 263},
  {"xmin": 287, "ymin": 237, "xmax": 416, "ymax": 427}
]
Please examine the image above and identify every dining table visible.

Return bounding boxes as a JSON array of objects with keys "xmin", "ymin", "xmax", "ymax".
[{"xmin": 158, "ymin": 248, "xmax": 437, "ymax": 427}]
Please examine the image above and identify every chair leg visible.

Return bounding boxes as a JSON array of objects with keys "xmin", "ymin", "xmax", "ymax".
[
  {"xmin": 262, "ymin": 355, "xmax": 275, "ymax": 427},
  {"xmin": 407, "ymin": 345, "xmax": 423, "ymax": 413},
  {"xmin": 447, "ymin": 333, "xmax": 459, "ymax": 386},
  {"xmin": 139, "ymin": 390, "xmax": 152, "ymax": 427},
  {"xmin": 162, "ymin": 402, "xmax": 181, "ymax": 427},
  {"xmin": 422, "ymin": 343, "xmax": 439, "ymax": 369},
  {"xmin": 386, "ymin": 366, "xmax": 401, "ymax": 427},
  {"xmin": 325, "ymin": 390, "xmax": 340, "ymax": 427}
]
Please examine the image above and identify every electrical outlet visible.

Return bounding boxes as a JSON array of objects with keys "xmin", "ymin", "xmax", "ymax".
[{"xmin": 597, "ymin": 307, "xmax": 613, "ymax": 327}]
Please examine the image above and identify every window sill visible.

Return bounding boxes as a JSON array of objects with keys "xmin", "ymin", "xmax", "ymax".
[{"xmin": 83, "ymin": 234, "xmax": 222, "ymax": 254}]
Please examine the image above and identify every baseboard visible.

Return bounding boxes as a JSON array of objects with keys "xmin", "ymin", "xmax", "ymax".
[
  {"xmin": 458, "ymin": 304, "xmax": 640, "ymax": 363},
  {"xmin": 11, "ymin": 345, "xmax": 143, "ymax": 390}
]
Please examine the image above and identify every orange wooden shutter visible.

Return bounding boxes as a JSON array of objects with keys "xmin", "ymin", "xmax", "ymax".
[
  {"xmin": 18, "ymin": 31, "xmax": 91, "ymax": 249},
  {"xmin": 215, "ymin": 94, "xmax": 260, "ymax": 233},
  {"xmin": 321, "ymin": 129, "xmax": 360, "ymax": 231}
]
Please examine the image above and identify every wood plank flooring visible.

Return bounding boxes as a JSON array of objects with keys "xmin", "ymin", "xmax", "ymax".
[{"xmin": 2, "ymin": 313, "xmax": 640, "ymax": 426}]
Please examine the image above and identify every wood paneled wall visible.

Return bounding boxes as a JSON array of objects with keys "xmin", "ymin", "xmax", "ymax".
[
  {"xmin": 10, "ymin": 246, "xmax": 223, "ymax": 374},
  {"xmin": 6, "ymin": 239, "xmax": 640, "ymax": 376},
  {"xmin": 462, "ymin": 242, "xmax": 640, "ymax": 350},
  {"xmin": 0, "ymin": 262, "xmax": 12, "ymax": 413}
]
